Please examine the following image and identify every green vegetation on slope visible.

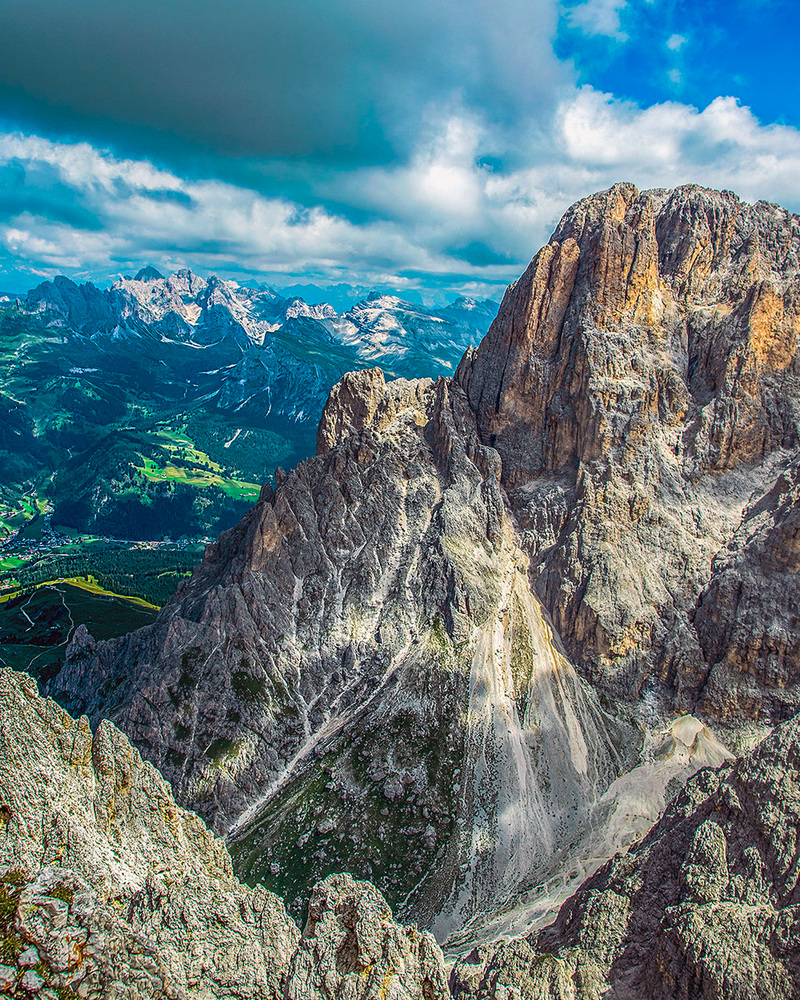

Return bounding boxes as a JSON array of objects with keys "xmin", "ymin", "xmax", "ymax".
[
  {"xmin": 0, "ymin": 583, "xmax": 159, "ymax": 683},
  {"xmin": 1, "ymin": 543, "xmax": 202, "ymax": 608},
  {"xmin": 0, "ymin": 303, "xmax": 315, "ymax": 553}
]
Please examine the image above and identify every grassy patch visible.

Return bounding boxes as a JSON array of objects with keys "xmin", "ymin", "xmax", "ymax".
[
  {"xmin": 0, "ymin": 869, "xmax": 25, "ymax": 962},
  {"xmin": 137, "ymin": 456, "xmax": 260, "ymax": 501},
  {"xmin": 0, "ymin": 556, "xmax": 27, "ymax": 571},
  {"xmin": 48, "ymin": 883, "xmax": 74, "ymax": 905},
  {"xmin": 232, "ymin": 671, "xmax": 268, "ymax": 702},
  {"xmin": 230, "ymin": 661, "xmax": 468, "ymax": 923},
  {"xmin": 0, "ymin": 582, "xmax": 159, "ymax": 681},
  {"xmin": 206, "ymin": 737, "xmax": 236, "ymax": 761},
  {"xmin": 133, "ymin": 426, "xmax": 261, "ymax": 502}
]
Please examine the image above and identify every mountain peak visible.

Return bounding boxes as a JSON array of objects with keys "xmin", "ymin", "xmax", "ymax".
[{"xmin": 133, "ymin": 264, "xmax": 165, "ymax": 282}]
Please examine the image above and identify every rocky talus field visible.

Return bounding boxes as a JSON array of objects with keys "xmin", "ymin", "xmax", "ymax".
[
  {"xmin": 451, "ymin": 711, "xmax": 800, "ymax": 998},
  {"xmin": 3, "ymin": 183, "xmax": 800, "ymax": 997}
]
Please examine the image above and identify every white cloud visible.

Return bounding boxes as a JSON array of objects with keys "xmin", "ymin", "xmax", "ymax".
[
  {"xmin": 0, "ymin": 130, "xmax": 512, "ymax": 290},
  {"xmin": 553, "ymin": 88, "xmax": 800, "ymax": 208},
  {"xmin": 566, "ymin": 0, "xmax": 629, "ymax": 39},
  {"xmin": 0, "ymin": 133, "xmax": 183, "ymax": 195},
  {"xmin": 3, "ymin": 86, "xmax": 800, "ymax": 296},
  {"xmin": 0, "ymin": 217, "xmax": 115, "ymax": 270},
  {"xmin": 666, "ymin": 33, "xmax": 687, "ymax": 50},
  {"xmin": 324, "ymin": 88, "xmax": 800, "ymax": 274}
]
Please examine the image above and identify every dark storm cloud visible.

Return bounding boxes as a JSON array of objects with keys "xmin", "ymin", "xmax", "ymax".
[
  {"xmin": 448, "ymin": 241, "xmax": 517, "ymax": 266},
  {"xmin": 3, "ymin": 0, "xmax": 800, "ymax": 300},
  {"xmin": 0, "ymin": 0, "xmax": 564, "ymax": 172}
]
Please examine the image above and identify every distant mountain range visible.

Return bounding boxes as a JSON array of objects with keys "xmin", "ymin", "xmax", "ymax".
[
  {"xmin": 22, "ymin": 266, "xmax": 497, "ymax": 416},
  {"xmin": 0, "ymin": 267, "xmax": 498, "ymax": 547}
]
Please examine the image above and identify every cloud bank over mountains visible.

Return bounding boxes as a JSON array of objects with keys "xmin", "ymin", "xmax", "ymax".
[{"xmin": 0, "ymin": 0, "xmax": 798, "ymax": 296}]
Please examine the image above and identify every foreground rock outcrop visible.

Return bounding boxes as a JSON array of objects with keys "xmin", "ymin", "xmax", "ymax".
[
  {"xmin": 451, "ymin": 710, "xmax": 800, "ymax": 999},
  {"xmin": 0, "ymin": 667, "xmax": 449, "ymax": 999},
  {"xmin": 51, "ymin": 183, "xmax": 800, "ymax": 940}
]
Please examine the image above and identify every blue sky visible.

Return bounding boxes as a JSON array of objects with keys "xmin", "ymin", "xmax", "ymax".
[
  {"xmin": 559, "ymin": 0, "xmax": 798, "ymax": 127},
  {"xmin": 0, "ymin": 0, "xmax": 797, "ymax": 301}
]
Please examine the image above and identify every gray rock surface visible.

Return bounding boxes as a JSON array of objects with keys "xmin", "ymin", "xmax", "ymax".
[
  {"xmin": 0, "ymin": 666, "xmax": 448, "ymax": 999},
  {"xmin": 450, "ymin": 710, "xmax": 800, "ymax": 999},
  {"xmin": 287, "ymin": 873, "xmax": 450, "ymax": 1000},
  {"xmin": 694, "ymin": 454, "xmax": 800, "ymax": 724},
  {"xmin": 54, "ymin": 368, "xmax": 636, "ymax": 933}
]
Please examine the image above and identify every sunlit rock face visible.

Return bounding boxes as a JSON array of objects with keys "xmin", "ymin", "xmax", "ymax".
[
  {"xmin": 53, "ymin": 184, "xmax": 800, "ymax": 943},
  {"xmin": 458, "ymin": 183, "xmax": 800, "ymax": 725}
]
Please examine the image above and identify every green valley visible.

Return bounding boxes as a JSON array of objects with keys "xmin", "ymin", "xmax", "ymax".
[{"xmin": 0, "ymin": 582, "xmax": 159, "ymax": 683}]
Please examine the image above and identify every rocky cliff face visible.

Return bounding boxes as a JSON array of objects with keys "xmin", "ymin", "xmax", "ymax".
[
  {"xmin": 0, "ymin": 666, "xmax": 449, "ymax": 999},
  {"xmin": 51, "ymin": 183, "xmax": 800, "ymax": 946},
  {"xmin": 694, "ymin": 453, "xmax": 800, "ymax": 723},
  {"xmin": 54, "ymin": 369, "xmax": 638, "ymax": 935},
  {"xmin": 451, "ymin": 709, "xmax": 800, "ymax": 999},
  {"xmin": 457, "ymin": 183, "xmax": 800, "ymax": 726}
]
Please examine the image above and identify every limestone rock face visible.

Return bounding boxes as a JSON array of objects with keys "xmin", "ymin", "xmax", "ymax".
[
  {"xmin": 51, "ymin": 183, "xmax": 800, "ymax": 943},
  {"xmin": 694, "ymin": 454, "xmax": 800, "ymax": 723},
  {"xmin": 0, "ymin": 666, "xmax": 296, "ymax": 998},
  {"xmin": 316, "ymin": 368, "xmax": 433, "ymax": 455},
  {"xmin": 286, "ymin": 873, "xmax": 450, "ymax": 1000},
  {"xmin": 450, "ymin": 711, "xmax": 800, "ymax": 999},
  {"xmin": 53, "ymin": 371, "xmax": 637, "ymax": 932},
  {"xmin": 457, "ymin": 183, "xmax": 800, "ymax": 718},
  {"xmin": 0, "ymin": 667, "xmax": 448, "ymax": 999}
]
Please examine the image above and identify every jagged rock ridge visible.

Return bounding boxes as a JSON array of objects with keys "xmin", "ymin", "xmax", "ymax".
[
  {"xmin": 0, "ymin": 666, "xmax": 449, "ymax": 999},
  {"xmin": 25, "ymin": 270, "xmax": 497, "ymax": 414},
  {"xmin": 51, "ymin": 183, "xmax": 800, "ymax": 944}
]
